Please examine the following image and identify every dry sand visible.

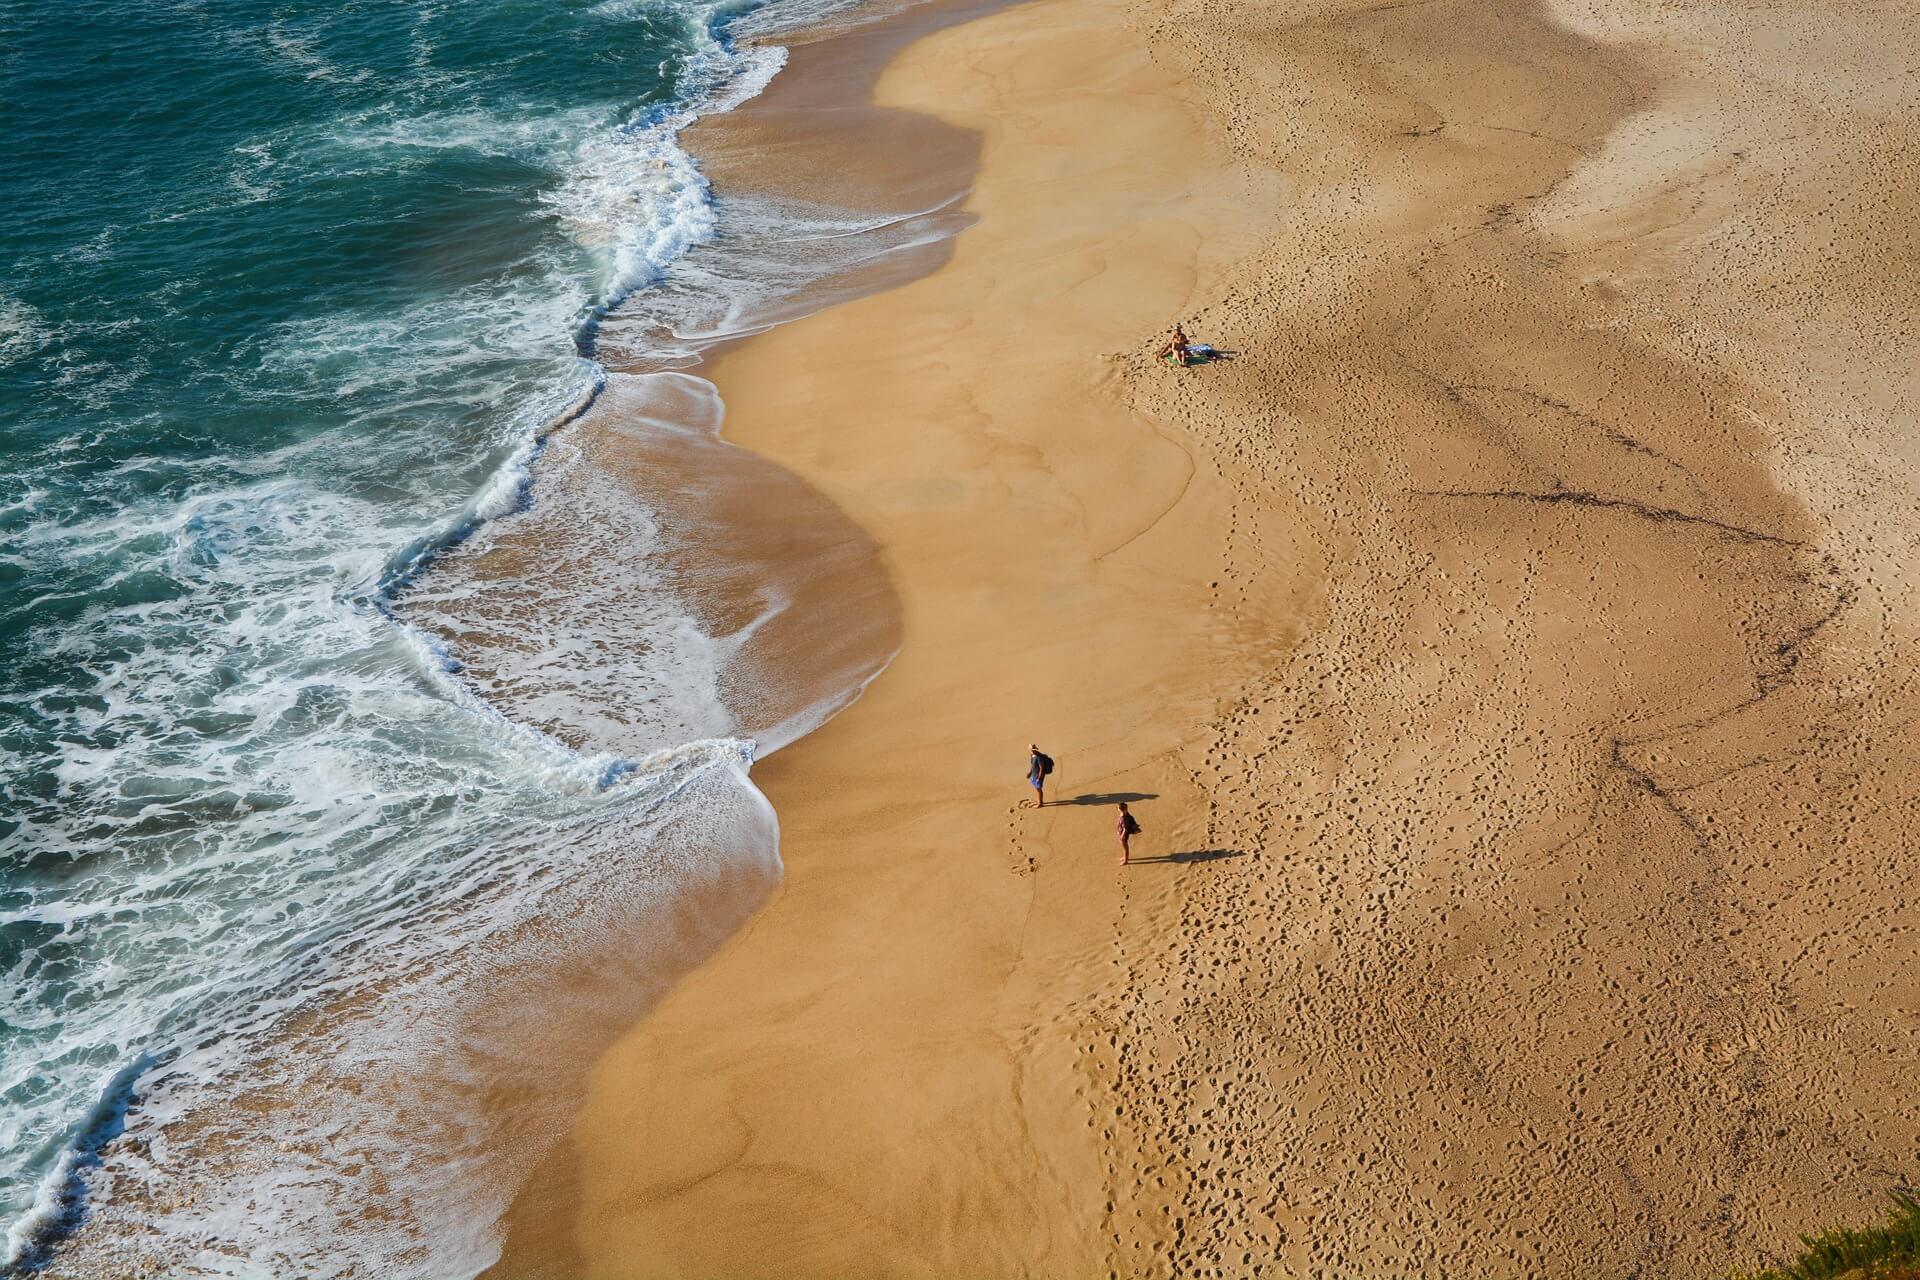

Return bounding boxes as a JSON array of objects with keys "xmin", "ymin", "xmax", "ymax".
[{"xmin": 506, "ymin": 0, "xmax": 1920, "ymax": 1274}]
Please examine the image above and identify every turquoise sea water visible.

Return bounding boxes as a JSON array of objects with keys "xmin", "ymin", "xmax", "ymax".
[{"xmin": 0, "ymin": 0, "xmax": 924, "ymax": 1270}]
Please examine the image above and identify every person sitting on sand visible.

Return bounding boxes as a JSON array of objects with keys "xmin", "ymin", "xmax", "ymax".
[
  {"xmin": 1027, "ymin": 743, "xmax": 1054, "ymax": 808},
  {"xmin": 1117, "ymin": 801, "xmax": 1141, "ymax": 865},
  {"xmin": 1158, "ymin": 324, "xmax": 1193, "ymax": 367}
]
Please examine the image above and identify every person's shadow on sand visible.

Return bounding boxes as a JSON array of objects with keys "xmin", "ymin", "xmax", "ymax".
[
  {"xmin": 1060, "ymin": 791, "xmax": 1158, "ymax": 806},
  {"xmin": 1125, "ymin": 848, "xmax": 1245, "ymax": 866}
]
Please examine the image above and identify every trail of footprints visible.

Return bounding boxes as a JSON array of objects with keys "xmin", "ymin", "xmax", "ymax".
[
  {"xmin": 1063, "ymin": 75, "xmax": 1916, "ymax": 1280},
  {"xmin": 1012, "ymin": 0, "xmax": 1920, "ymax": 1271}
]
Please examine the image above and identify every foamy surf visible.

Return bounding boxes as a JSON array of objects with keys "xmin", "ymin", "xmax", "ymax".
[
  {"xmin": 0, "ymin": 0, "xmax": 963, "ymax": 1271},
  {"xmin": 3, "ymin": 0, "xmax": 773, "ymax": 1269},
  {"xmin": 2, "ymin": 1056, "xmax": 150, "ymax": 1274}
]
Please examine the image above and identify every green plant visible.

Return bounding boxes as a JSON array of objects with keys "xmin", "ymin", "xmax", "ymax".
[{"xmin": 1736, "ymin": 1192, "xmax": 1920, "ymax": 1280}]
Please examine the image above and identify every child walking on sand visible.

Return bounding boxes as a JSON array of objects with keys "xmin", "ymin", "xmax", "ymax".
[{"xmin": 1117, "ymin": 802, "xmax": 1140, "ymax": 864}]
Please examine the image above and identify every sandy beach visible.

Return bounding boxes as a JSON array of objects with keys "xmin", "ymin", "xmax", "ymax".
[{"xmin": 497, "ymin": 0, "xmax": 1920, "ymax": 1274}]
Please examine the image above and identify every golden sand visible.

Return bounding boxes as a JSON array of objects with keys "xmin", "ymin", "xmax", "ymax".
[{"xmin": 499, "ymin": 0, "xmax": 1920, "ymax": 1273}]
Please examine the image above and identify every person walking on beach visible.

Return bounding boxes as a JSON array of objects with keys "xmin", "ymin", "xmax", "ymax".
[
  {"xmin": 1117, "ymin": 801, "xmax": 1141, "ymax": 865},
  {"xmin": 1027, "ymin": 743, "xmax": 1054, "ymax": 808}
]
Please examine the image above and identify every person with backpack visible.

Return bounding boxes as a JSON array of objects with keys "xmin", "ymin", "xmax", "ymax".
[
  {"xmin": 1117, "ymin": 802, "xmax": 1141, "ymax": 865},
  {"xmin": 1027, "ymin": 744, "xmax": 1054, "ymax": 808}
]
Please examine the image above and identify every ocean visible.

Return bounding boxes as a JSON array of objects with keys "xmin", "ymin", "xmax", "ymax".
[{"xmin": 0, "ymin": 0, "xmax": 951, "ymax": 1271}]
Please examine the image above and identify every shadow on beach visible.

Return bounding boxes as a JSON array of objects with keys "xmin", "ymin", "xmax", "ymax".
[
  {"xmin": 1056, "ymin": 791, "xmax": 1158, "ymax": 806},
  {"xmin": 1127, "ymin": 848, "xmax": 1244, "ymax": 866}
]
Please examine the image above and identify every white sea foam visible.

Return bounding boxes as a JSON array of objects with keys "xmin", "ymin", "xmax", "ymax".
[
  {"xmin": 548, "ymin": 44, "xmax": 787, "ymax": 309},
  {"xmin": 469, "ymin": 434, "xmax": 541, "ymax": 524},
  {"xmin": 1, "ymin": 1056, "xmax": 149, "ymax": 1271},
  {"xmin": 3, "ymin": 1148, "xmax": 80, "ymax": 1270},
  {"xmin": 597, "ymin": 186, "xmax": 970, "ymax": 364},
  {"xmin": 2, "ymin": 0, "xmax": 969, "ymax": 1269},
  {"xmin": 396, "ymin": 375, "xmax": 736, "ymax": 747},
  {"xmin": 251, "ymin": 22, "xmax": 376, "ymax": 85},
  {"xmin": 36, "ymin": 740, "xmax": 778, "ymax": 1279},
  {"xmin": 0, "ymin": 295, "xmax": 51, "ymax": 367}
]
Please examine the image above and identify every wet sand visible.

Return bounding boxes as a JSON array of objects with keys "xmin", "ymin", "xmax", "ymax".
[{"xmin": 510, "ymin": 0, "xmax": 1920, "ymax": 1274}]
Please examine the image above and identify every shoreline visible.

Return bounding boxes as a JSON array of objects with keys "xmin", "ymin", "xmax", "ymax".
[
  {"xmin": 474, "ymin": 5, "xmax": 1019, "ymax": 1276},
  {"xmin": 505, "ymin": 0, "xmax": 1920, "ymax": 1273},
  {"xmin": 22, "ymin": 4, "xmax": 994, "ymax": 1273},
  {"xmin": 512, "ymin": 0, "xmax": 1281, "ymax": 1271}
]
